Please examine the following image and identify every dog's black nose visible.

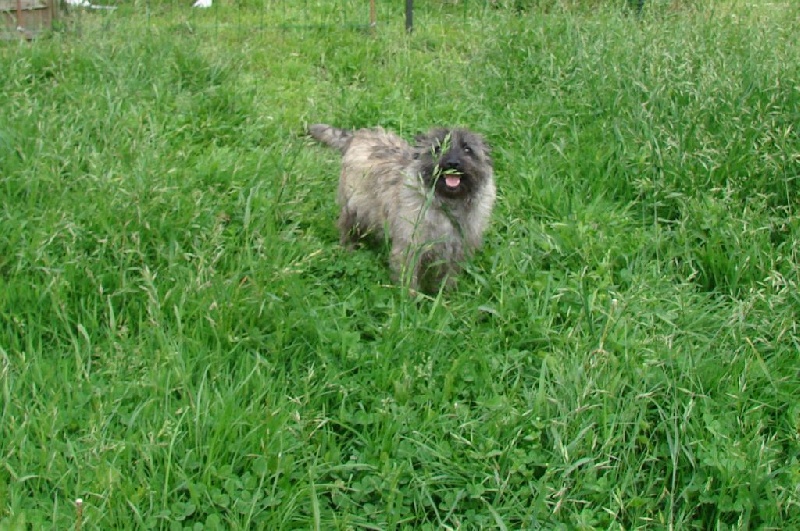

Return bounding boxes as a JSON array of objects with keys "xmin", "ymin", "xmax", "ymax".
[{"xmin": 441, "ymin": 151, "xmax": 461, "ymax": 171}]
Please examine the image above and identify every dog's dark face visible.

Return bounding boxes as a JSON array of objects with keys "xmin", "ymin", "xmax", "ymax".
[{"xmin": 414, "ymin": 128, "xmax": 493, "ymax": 201}]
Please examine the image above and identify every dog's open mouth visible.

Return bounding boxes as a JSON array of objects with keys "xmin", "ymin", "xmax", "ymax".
[{"xmin": 443, "ymin": 174, "xmax": 462, "ymax": 189}]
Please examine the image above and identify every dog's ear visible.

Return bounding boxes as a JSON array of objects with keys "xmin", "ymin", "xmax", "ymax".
[
  {"xmin": 478, "ymin": 135, "xmax": 491, "ymax": 155},
  {"xmin": 466, "ymin": 131, "xmax": 492, "ymax": 165},
  {"xmin": 480, "ymin": 136, "xmax": 492, "ymax": 161},
  {"xmin": 415, "ymin": 127, "xmax": 450, "ymax": 148},
  {"xmin": 481, "ymin": 138, "xmax": 493, "ymax": 168}
]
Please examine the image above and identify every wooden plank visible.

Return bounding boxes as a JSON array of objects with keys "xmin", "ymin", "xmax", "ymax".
[{"xmin": 0, "ymin": 0, "xmax": 46, "ymax": 12}]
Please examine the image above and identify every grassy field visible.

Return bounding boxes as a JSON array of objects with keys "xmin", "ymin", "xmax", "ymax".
[{"xmin": 1, "ymin": 0, "xmax": 799, "ymax": 528}]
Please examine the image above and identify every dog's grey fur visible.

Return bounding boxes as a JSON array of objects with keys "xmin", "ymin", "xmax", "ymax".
[{"xmin": 309, "ymin": 123, "xmax": 496, "ymax": 293}]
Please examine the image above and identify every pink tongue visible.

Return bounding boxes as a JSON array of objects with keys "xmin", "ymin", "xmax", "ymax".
[{"xmin": 445, "ymin": 176, "xmax": 461, "ymax": 188}]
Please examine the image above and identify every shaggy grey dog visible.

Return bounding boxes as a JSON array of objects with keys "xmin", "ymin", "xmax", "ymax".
[{"xmin": 309, "ymin": 124, "xmax": 496, "ymax": 293}]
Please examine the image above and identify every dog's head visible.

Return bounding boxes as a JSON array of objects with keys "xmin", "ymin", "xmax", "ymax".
[{"xmin": 414, "ymin": 128, "xmax": 493, "ymax": 201}]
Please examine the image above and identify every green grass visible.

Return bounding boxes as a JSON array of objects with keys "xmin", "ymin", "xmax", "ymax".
[{"xmin": 1, "ymin": 0, "xmax": 799, "ymax": 528}]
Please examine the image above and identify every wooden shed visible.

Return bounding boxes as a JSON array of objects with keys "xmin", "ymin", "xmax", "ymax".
[{"xmin": 1, "ymin": 0, "xmax": 61, "ymax": 39}]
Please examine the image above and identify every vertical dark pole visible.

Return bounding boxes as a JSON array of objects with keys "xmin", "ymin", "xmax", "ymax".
[
  {"xmin": 16, "ymin": 0, "xmax": 24, "ymax": 31},
  {"xmin": 405, "ymin": 0, "xmax": 413, "ymax": 32}
]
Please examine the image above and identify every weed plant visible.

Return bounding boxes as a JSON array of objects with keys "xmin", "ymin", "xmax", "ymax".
[{"xmin": 1, "ymin": 0, "xmax": 799, "ymax": 528}]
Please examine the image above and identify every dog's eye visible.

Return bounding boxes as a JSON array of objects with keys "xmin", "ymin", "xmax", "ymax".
[{"xmin": 462, "ymin": 143, "xmax": 473, "ymax": 155}]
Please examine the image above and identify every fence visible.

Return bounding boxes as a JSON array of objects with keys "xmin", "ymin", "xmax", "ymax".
[
  {"xmin": 134, "ymin": 0, "xmax": 471, "ymax": 32},
  {"xmin": 45, "ymin": 0, "xmax": 497, "ymax": 40},
  {"xmin": 1, "ymin": 0, "xmax": 62, "ymax": 39},
  {"xmin": 1, "ymin": 0, "xmax": 663, "ymax": 40}
]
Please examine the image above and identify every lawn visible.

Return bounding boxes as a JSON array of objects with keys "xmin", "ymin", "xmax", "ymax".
[{"xmin": 1, "ymin": 0, "xmax": 799, "ymax": 528}]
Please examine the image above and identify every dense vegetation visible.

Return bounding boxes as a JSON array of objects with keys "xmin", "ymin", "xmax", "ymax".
[{"xmin": 1, "ymin": 1, "xmax": 798, "ymax": 528}]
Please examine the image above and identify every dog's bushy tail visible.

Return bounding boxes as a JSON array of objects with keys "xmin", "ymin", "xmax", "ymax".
[{"xmin": 308, "ymin": 124, "xmax": 352, "ymax": 153}]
